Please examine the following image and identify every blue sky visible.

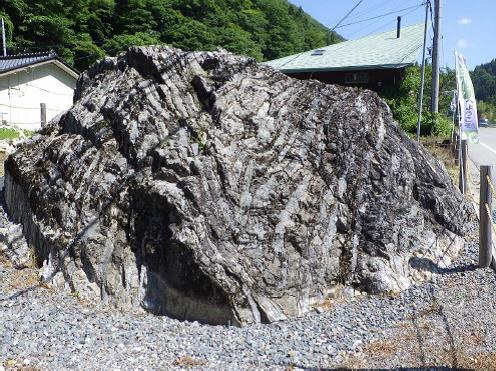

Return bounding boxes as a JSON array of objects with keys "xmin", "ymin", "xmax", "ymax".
[{"xmin": 288, "ymin": 0, "xmax": 495, "ymax": 70}]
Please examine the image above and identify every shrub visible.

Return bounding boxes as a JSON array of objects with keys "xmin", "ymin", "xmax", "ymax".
[
  {"xmin": 379, "ymin": 65, "xmax": 456, "ymax": 138},
  {"xmin": 0, "ymin": 128, "xmax": 21, "ymax": 140},
  {"xmin": 420, "ymin": 112, "xmax": 453, "ymax": 136}
]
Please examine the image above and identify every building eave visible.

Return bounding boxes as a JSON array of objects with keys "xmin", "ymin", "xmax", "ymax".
[
  {"xmin": 278, "ymin": 63, "xmax": 415, "ymax": 74},
  {"xmin": 0, "ymin": 58, "xmax": 80, "ymax": 79}
]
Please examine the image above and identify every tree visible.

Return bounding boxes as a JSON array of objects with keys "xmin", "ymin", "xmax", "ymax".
[
  {"xmin": 379, "ymin": 65, "xmax": 454, "ymax": 136},
  {"xmin": 472, "ymin": 62, "xmax": 496, "ymax": 105},
  {"xmin": 103, "ymin": 32, "xmax": 160, "ymax": 55},
  {"xmin": 0, "ymin": 0, "xmax": 343, "ymax": 71}
]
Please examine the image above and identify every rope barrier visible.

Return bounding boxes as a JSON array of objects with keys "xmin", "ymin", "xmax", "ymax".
[
  {"xmin": 484, "ymin": 202, "xmax": 496, "ymax": 233},
  {"xmin": 464, "ymin": 160, "xmax": 480, "ymax": 213},
  {"xmin": 487, "ymin": 175, "xmax": 496, "ymax": 200},
  {"xmin": 466, "ymin": 155, "xmax": 496, "ymax": 267}
]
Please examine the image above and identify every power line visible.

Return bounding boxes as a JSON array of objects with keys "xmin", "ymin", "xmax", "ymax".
[
  {"xmin": 4, "ymin": 121, "xmax": 44, "ymax": 126},
  {"xmin": 429, "ymin": 0, "xmax": 435, "ymax": 34},
  {"xmin": 0, "ymin": 103, "xmax": 64, "ymax": 113},
  {"xmin": 11, "ymin": 38, "xmax": 111, "ymax": 49},
  {"xmin": 335, "ymin": 3, "xmax": 425, "ymax": 29},
  {"xmin": 347, "ymin": 0, "xmax": 420, "ymax": 23},
  {"xmin": 271, "ymin": 0, "xmax": 372, "ymax": 72},
  {"xmin": 345, "ymin": 0, "xmax": 393, "ymax": 22},
  {"xmin": 0, "ymin": 103, "xmax": 38, "ymax": 110},
  {"xmin": 330, "ymin": 0, "xmax": 364, "ymax": 31},
  {"xmin": 362, "ymin": 3, "xmax": 425, "ymax": 39},
  {"xmin": 25, "ymin": 83, "xmax": 74, "ymax": 97},
  {"xmin": 342, "ymin": 9, "xmax": 403, "ymax": 40},
  {"xmin": 441, "ymin": 35, "xmax": 446, "ymax": 68},
  {"xmin": 400, "ymin": 40, "xmax": 424, "ymax": 63},
  {"xmin": 402, "ymin": 3, "xmax": 427, "ymax": 19},
  {"xmin": 396, "ymin": 3, "xmax": 431, "ymax": 63},
  {"xmin": 327, "ymin": 3, "xmax": 425, "ymax": 57}
]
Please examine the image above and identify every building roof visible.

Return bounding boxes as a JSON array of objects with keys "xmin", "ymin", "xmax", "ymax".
[
  {"xmin": 0, "ymin": 51, "xmax": 79, "ymax": 79},
  {"xmin": 264, "ymin": 23, "xmax": 425, "ymax": 73}
]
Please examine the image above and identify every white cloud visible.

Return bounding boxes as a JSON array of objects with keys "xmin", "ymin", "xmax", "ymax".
[
  {"xmin": 457, "ymin": 38, "xmax": 469, "ymax": 48},
  {"xmin": 458, "ymin": 18, "xmax": 472, "ymax": 25}
]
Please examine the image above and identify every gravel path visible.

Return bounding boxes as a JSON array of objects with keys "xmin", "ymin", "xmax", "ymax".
[{"xmin": 2, "ymin": 233, "xmax": 496, "ymax": 369}]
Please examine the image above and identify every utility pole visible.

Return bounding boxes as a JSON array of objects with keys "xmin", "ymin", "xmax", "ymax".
[
  {"xmin": 431, "ymin": 0, "xmax": 442, "ymax": 113},
  {"xmin": 416, "ymin": 0, "xmax": 430, "ymax": 143},
  {"xmin": 1, "ymin": 18, "xmax": 6, "ymax": 57}
]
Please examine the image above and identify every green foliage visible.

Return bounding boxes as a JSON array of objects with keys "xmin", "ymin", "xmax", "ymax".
[
  {"xmin": 103, "ymin": 32, "xmax": 161, "ymax": 56},
  {"xmin": 471, "ymin": 59, "xmax": 496, "ymax": 122},
  {"xmin": 0, "ymin": 127, "xmax": 21, "ymax": 140},
  {"xmin": 380, "ymin": 67, "xmax": 420, "ymax": 133},
  {"xmin": 1, "ymin": 0, "xmax": 343, "ymax": 71},
  {"xmin": 0, "ymin": 11, "xmax": 14, "ymax": 45},
  {"xmin": 478, "ymin": 100, "xmax": 496, "ymax": 121},
  {"xmin": 379, "ymin": 65, "xmax": 456, "ymax": 137},
  {"xmin": 472, "ymin": 59, "xmax": 496, "ymax": 105},
  {"xmin": 72, "ymin": 36, "xmax": 106, "ymax": 70},
  {"xmin": 420, "ymin": 111, "xmax": 452, "ymax": 136}
]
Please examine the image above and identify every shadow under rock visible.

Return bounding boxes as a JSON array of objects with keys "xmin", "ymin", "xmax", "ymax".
[
  {"xmin": 407, "ymin": 284, "xmax": 460, "ymax": 369},
  {"xmin": 0, "ymin": 285, "xmax": 42, "ymax": 302},
  {"xmin": 409, "ymin": 257, "xmax": 477, "ymax": 275}
]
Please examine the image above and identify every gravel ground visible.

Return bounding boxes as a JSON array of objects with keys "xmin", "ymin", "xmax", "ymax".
[{"xmin": 1, "ymin": 234, "xmax": 496, "ymax": 369}]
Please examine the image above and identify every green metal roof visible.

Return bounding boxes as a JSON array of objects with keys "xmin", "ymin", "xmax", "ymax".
[{"xmin": 264, "ymin": 23, "xmax": 425, "ymax": 73}]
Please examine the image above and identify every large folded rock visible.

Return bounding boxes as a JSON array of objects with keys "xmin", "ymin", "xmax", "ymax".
[{"xmin": 4, "ymin": 46, "xmax": 473, "ymax": 325}]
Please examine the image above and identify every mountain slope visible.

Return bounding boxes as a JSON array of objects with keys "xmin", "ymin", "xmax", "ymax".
[
  {"xmin": 0, "ymin": 0, "xmax": 343, "ymax": 71},
  {"xmin": 471, "ymin": 59, "xmax": 496, "ymax": 120},
  {"xmin": 472, "ymin": 59, "xmax": 496, "ymax": 104}
]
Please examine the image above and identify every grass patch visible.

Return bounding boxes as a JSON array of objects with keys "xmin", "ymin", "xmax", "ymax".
[
  {"xmin": 0, "ymin": 127, "xmax": 34, "ymax": 140},
  {"xmin": 0, "ymin": 128, "xmax": 21, "ymax": 140},
  {"xmin": 6, "ymin": 267, "xmax": 40, "ymax": 291},
  {"xmin": 420, "ymin": 136, "xmax": 458, "ymax": 184},
  {"xmin": 172, "ymin": 356, "xmax": 207, "ymax": 368},
  {"xmin": 0, "ymin": 151, "xmax": 6, "ymax": 177},
  {"xmin": 0, "ymin": 251, "xmax": 12, "ymax": 268}
]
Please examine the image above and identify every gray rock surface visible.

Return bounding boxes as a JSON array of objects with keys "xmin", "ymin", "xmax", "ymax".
[
  {"xmin": 0, "ymin": 185, "xmax": 31, "ymax": 268},
  {"xmin": 4, "ymin": 46, "xmax": 474, "ymax": 325}
]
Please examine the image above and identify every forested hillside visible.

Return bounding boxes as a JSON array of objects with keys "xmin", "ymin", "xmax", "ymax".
[
  {"xmin": 472, "ymin": 59, "xmax": 496, "ymax": 120},
  {"xmin": 472, "ymin": 59, "xmax": 496, "ymax": 104},
  {"xmin": 0, "ymin": 0, "xmax": 342, "ymax": 71}
]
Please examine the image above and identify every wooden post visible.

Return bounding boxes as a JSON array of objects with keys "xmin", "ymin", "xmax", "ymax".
[
  {"xmin": 459, "ymin": 139, "xmax": 468, "ymax": 194},
  {"xmin": 480, "ymin": 165, "xmax": 493, "ymax": 268},
  {"xmin": 40, "ymin": 103, "xmax": 46, "ymax": 127},
  {"xmin": 453, "ymin": 134, "xmax": 459, "ymax": 165}
]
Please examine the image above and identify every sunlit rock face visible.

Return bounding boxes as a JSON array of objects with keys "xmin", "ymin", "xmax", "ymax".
[{"xmin": 4, "ymin": 46, "xmax": 473, "ymax": 326}]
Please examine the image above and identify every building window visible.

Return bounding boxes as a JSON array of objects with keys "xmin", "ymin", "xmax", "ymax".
[{"xmin": 344, "ymin": 72, "xmax": 369, "ymax": 84}]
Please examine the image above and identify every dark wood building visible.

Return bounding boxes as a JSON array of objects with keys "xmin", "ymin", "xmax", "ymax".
[{"xmin": 265, "ymin": 23, "xmax": 424, "ymax": 91}]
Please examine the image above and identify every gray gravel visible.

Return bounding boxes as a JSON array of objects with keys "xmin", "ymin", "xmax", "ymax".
[{"xmin": 2, "ymin": 235, "xmax": 496, "ymax": 369}]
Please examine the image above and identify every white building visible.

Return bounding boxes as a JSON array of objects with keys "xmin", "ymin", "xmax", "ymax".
[{"xmin": 0, "ymin": 51, "xmax": 79, "ymax": 131}]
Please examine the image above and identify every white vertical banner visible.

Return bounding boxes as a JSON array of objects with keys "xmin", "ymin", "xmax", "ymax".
[{"xmin": 455, "ymin": 50, "xmax": 479, "ymax": 143}]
